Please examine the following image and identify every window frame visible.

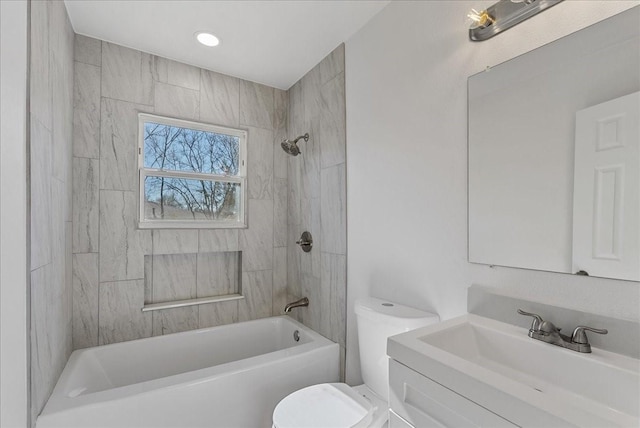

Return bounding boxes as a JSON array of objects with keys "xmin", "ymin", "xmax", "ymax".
[{"xmin": 137, "ymin": 113, "xmax": 248, "ymax": 229}]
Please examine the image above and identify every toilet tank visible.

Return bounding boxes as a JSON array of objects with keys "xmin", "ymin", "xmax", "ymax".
[{"xmin": 355, "ymin": 297, "xmax": 439, "ymax": 399}]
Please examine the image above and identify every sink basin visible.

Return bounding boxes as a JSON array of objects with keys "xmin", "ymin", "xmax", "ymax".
[{"xmin": 388, "ymin": 314, "xmax": 640, "ymax": 427}]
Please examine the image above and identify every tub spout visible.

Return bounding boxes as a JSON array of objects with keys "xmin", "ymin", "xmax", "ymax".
[{"xmin": 284, "ymin": 297, "xmax": 309, "ymax": 313}]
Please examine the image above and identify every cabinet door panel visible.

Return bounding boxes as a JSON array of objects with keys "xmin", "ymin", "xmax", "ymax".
[{"xmin": 389, "ymin": 361, "xmax": 517, "ymax": 428}]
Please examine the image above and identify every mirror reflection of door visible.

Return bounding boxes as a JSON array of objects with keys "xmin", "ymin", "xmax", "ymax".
[{"xmin": 572, "ymin": 91, "xmax": 639, "ymax": 281}]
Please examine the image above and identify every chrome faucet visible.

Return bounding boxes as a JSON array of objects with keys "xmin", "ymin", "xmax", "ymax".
[
  {"xmin": 284, "ymin": 297, "xmax": 309, "ymax": 313},
  {"xmin": 517, "ymin": 309, "xmax": 607, "ymax": 353}
]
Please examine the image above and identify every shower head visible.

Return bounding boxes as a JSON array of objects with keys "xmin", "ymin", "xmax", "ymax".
[
  {"xmin": 281, "ymin": 140, "xmax": 300, "ymax": 156},
  {"xmin": 281, "ymin": 133, "xmax": 309, "ymax": 156}
]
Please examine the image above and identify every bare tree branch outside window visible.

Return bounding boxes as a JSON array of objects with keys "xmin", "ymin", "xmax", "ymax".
[{"xmin": 142, "ymin": 121, "xmax": 241, "ymax": 221}]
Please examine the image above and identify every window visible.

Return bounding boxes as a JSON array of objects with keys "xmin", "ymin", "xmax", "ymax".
[{"xmin": 138, "ymin": 114, "xmax": 247, "ymax": 228}]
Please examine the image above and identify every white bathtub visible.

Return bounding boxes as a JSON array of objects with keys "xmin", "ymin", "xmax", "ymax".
[{"xmin": 36, "ymin": 316, "xmax": 339, "ymax": 428}]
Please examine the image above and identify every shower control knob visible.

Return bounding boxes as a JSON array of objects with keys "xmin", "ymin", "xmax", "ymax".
[{"xmin": 296, "ymin": 231, "xmax": 313, "ymax": 252}]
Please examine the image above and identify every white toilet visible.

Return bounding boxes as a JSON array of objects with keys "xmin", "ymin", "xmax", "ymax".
[{"xmin": 272, "ymin": 297, "xmax": 439, "ymax": 428}]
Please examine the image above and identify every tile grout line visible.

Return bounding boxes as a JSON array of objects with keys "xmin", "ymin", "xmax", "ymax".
[{"xmin": 95, "ymin": 39, "xmax": 103, "ymax": 347}]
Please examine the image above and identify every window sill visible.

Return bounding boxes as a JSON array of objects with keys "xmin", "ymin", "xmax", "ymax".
[{"xmin": 138, "ymin": 220, "xmax": 247, "ymax": 230}]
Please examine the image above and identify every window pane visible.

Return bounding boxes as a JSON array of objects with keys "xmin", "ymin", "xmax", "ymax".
[
  {"xmin": 143, "ymin": 122, "xmax": 240, "ymax": 175},
  {"xmin": 144, "ymin": 175, "xmax": 240, "ymax": 221}
]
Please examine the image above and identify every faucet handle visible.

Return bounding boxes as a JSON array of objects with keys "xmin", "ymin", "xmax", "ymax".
[
  {"xmin": 571, "ymin": 326, "xmax": 608, "ymax": 344},
  {"xmin": 517, "ymin": 309, "xmax": 544, "ymax": 332}
]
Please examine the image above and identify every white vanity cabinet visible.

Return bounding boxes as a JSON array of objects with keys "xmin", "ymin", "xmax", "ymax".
[
  {"xmin": 388, "ymin": 360, "xmax": 516, "ymax": 428},
  {"xmin": 386, "ymin": 314, "xmax": 639, "ymax": 427}
]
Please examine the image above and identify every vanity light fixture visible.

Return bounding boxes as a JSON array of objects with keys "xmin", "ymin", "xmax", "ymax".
[
  {"xmin": 195, "ymin": 31, "xmax": 220, "ymax": 47},
  {"xmin": 468, "ymin": 0, "xmax": 564, "ymax": 41},
  {"xmin": 468, "ymin": 8, "xmax": 495, "ymax": 29}
]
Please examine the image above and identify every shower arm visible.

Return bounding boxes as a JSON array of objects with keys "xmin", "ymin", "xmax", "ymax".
[{"xmin": 292, "ymin": 133, "xmax": 309, "ymax": 144}]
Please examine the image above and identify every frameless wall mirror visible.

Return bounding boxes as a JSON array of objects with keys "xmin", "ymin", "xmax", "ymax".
[{"xmin": 468, "ymin": 7, "xmax": 639, "ymax": 281}]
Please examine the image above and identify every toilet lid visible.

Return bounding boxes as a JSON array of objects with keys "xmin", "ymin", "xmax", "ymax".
[{"xmin": 273, "ymin": 383, "xmax": 376, "ymax": 428}]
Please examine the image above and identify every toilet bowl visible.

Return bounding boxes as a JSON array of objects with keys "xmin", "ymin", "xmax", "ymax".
[{"xmin": 272, "ymin": 297, "xmax": 439, "ymax": 428}]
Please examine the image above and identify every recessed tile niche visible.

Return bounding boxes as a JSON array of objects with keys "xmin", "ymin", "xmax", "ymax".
[
  {"xmin": 143, "ymin": 251, "xmax": 242, "ymax": 336},
  {"xmin": 143, "ymin": 251, "xmax": 242, "ymax": 305}
]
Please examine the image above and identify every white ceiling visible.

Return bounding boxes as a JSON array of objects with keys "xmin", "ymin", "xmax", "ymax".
[{"xmin": 64, "ymin": 0, "xmax": 390, "ymax": 90}]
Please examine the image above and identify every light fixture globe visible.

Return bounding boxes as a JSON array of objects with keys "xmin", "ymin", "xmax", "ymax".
[{"xmin": 195, "ymin": 32, "xmax": 220, "ymax": 47}]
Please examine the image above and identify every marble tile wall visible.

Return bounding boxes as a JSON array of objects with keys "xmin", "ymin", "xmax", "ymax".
[
  {"xmin": 72, "ymin": 36, "xmax": 288, "ymax": 349},
  {"xmin": 71, "ymin": 35, "xmax": 346, "ymax": 381},
  {"xmin": 285, "ymin": 45, "xmax": 347, "ymax": 379},
  {"xmin": 29, "ymin": 0, "xmax": 74, "ymax": 422}
]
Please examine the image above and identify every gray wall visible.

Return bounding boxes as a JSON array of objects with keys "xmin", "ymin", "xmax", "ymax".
[
  {"xmin": 71, "ymin": 36, "xmax": 288, "ymax": 348},
  {"xmin": 30, "ymin": 0, "xmax": 75, "ymax": 421},
  {"xmin": 286, "ymin": 45, "xmax": 347, "ymax": 379}
]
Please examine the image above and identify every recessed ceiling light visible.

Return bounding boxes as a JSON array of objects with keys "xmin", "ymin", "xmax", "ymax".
[{"xmin": 195, "ymin": 32, "xmax": 220, "ymax": 47}]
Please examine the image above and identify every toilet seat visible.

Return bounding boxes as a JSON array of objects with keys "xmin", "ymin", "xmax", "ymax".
[{"xmin": 272, "ymin": 383, "xmax": 376, "ymax": 428}]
